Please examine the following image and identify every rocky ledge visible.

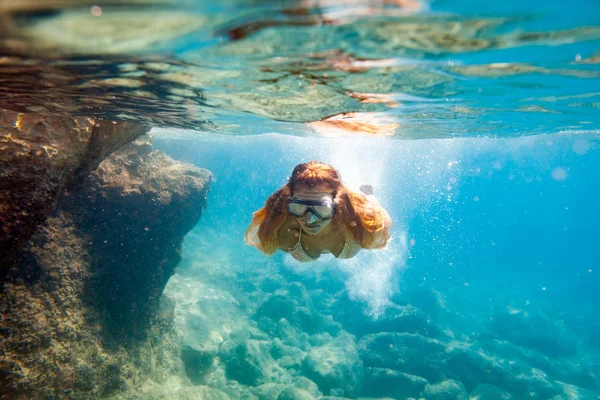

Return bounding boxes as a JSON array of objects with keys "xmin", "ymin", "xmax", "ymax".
[
  {"xmin": 0, "ymin": 130, "xmax": 212, "ymax": 398},
  {"xmin": 0, "ymin": 110, "xmax": 149, "ymax": 278}
]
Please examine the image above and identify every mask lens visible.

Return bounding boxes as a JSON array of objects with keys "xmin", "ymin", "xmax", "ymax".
[
  {"xmin": 287, "ymin": 202, "xmax": 308, "ymax": 217},
  {"xmin": 312, "ymin": 204, "xmax": 334, "ymax": 219}
]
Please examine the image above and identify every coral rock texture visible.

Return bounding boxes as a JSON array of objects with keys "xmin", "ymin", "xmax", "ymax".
[
  {"xmin": 0, "ymin": 134, "xmax": 211, "ymax": 398},
  {"xmin": 0, "ymin": 110, "xmax": 148, "ymax": 277}
]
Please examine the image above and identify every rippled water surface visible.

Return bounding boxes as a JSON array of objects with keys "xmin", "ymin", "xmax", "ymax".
[{"xmin": 1, "ymin": 0, "xmax": 599, "ymax": 137}]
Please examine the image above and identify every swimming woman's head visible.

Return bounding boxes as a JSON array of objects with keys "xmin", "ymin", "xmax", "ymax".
[
  {"xmin": 245, "ymin": 160, "xmax": 391, "ymax": 255},
  {"xmin": 286, "ymin": 161, "xmax": 342, "ymax": 234},
  {"xmin": 288, "ymin": 161, "xmax": 342, "ymax": 195}
]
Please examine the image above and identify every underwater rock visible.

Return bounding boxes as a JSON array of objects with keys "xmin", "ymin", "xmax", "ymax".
[
  {"xmin": 451, "ymin": 342, "xmax": 565, "ymax": 398},
  {"xmin": 251, "ymin": 383, "xmax": 288, "ymax": 400},
  {"xmin": 279, "ymin": 318, "xmax": 311, "ymax": 350},
  {"xmin": 0, "ymin": 136, "xmax": 211, "ymax": 398},
  {"xmin": 371, "ymin": 304, "xmax": 441, "ymax": 337},
  {"xmin": 333, "ymin": 291, "xmax": 441, "ymax": 338},
  {"xmin": 363, "ymin": 368, "xmax": 427, "ymax": 399},
  {"xmin": 270, "ymin": 338, "xmax": 307, "ymax": 371},
  {"xmin": 67, "ymin": 137, "xmax": 212, "ymax": 340},
  {"xmin": 301, "ymin": 331, "xmax": 364, "ymax": 397},
  {"xmin": 582, "ymin": 319, "xmax": 600, "ymax": 351},
  {"xmin": 490, "ymin": 305, "xmax": 577, "ymax": 358},
  {"xmin": 292, "ymin": 376, "xmax": 321, "ymax": 398},
  {"xmin": 321, "ymin": 397, "xmax": 395, "ymax": 400},
  {"xmin": 422, "ymin": 379, "xmax": 468, "ymax": 400},
  {"xmin": 358, "ymin": 332, "xmax": 446, "ymax": 382},
  {"xmin": 254, "ymin": 285, "xmax": 339, "ymax": 336},
  {"xmin": 165, "ymin": 274, "xmax": 253, "ymax": 355},
  {"xmin": 0, "ymin": 212, "xmax": 183, "ymax": 398},
  {"xmin": 260, "ymin": 274, "xmax": 287, "ymax": 292},
  {"xmin": 516, "ymin": 368, "xmax": 563, "ymax": 399},
  {"xmin": 255, "ymin": 294, "xmax": 317, "ymax": 333},
  {"xmin": 479, "ymin": 336, "xmax": 598, "ymax": 391},
  {"xmin": 181, "ymin": 346, "xmax": 217, "ymax": 385},
  {"xmin": 404, "ymin": 284, "xmax": 448, "ymax": 323},
  {"xmin": 470, "ymin": 383, "xmax": 513, "ymax": 400},
  {"xmin": 277, "ymin": 386, "xmax": 317, "ymax": 400},
  {"xmin": 554, "ymin": 381, "xmax": 600, "ymax": 400},
  {"xmin": 224, "ymin": 339, "xmax": 291, "ymax": 386},
  {"xmin": 443, "ymin": 341, "xmax": 567, "ymax": 398},
  {"xmin": 443, "ymin": 344, "xmax": 515, "ymax": 392},
  {"xmin": 154, "ymin": 385, "xmax": 231, "ymax": 400},
  {"xmin": 0, "ymin": 213, "xmax": 102, "ymax": 398},
  {"xmin": 0, "ymin": 110, "xmax": 148, "ymax": 279}
]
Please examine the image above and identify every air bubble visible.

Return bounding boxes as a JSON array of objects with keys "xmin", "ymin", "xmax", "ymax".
[{"xmin": 551, "ymin": 167, "xmax": 567, "ymax": 181}]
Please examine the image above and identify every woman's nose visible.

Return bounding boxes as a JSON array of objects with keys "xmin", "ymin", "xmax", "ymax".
[{"xmin": 303, "ymin": 211, "xmax": 318, "ymax": 224}]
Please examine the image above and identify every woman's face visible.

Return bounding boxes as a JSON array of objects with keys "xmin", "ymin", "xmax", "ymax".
[{"xmin": 290, "ymin": 185, "xmax": 336, "ymax": 235}]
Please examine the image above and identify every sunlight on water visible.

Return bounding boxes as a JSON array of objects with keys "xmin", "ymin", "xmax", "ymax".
[{"xmin": 1, "ymin": 0, "xmax": 598, "ymax": 136}]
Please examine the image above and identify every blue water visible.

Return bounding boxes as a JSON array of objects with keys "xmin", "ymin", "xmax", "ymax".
[{"xmin": 156, "ymin": 130, "xmax": 600, "ymax": 398}]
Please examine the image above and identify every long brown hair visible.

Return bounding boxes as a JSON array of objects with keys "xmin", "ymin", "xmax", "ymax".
[{"xmin": 245, "ymin": 161, "xmax": 391, "ymax": 254}]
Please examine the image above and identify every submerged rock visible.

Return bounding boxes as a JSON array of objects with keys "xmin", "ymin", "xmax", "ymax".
[
  {"xmin": 470, "ymin": 383, "xmax": 513, "ymax": 400},
  {"xmin": 443, "ymin": 340, "xmax": 572, "ymax": 399},
  {"xmin": 490, "ymin": 305, "xmax": 577, "ymax": 358},
  {"xmin": 404, "ymin": 284, "xmax": 448, "ymax": 323},
  {"xmin": 0, "ymin": 135, "xmax": 212, "ymax": 398},
  {"xmin": 358, "ymin": 332, "xmax": 446, "ymax": 382},
  {"xmin": 70, "ymin": 136, "xmax": 211, "ymax": 340},
  {"xmin": 0, "ymin": 110, "xmax": 148, "ymax": 278},
  {"xmin": 554, "ymin": 381, "xmax": 600, "ymax": 400},
  {"xmin": 270, "ymin": 337, "xmax": 307, "ymax": 371},
  {"xmin": 302, "ymin": 331, "xmax": 364, "ymax": 397},
  {"xmin": 333, "ymin": 291, "xmax": 441, "ymax": 338},
  {"xmin": 422, "ymin": 379, "xmax": 468, "ymax": 400},
  {"xmin": 277, "ymin": 386, "xmax": 317, "ymax": 400},
  {"xmin": 479, "ymin": 336, "xmax": 598, "ymax": 391},
  {"xmin": 181, "ymin": 346, "xmax": 217, "ymax": 385},
  {"xmin": 224, "ymin": 339, "xmax": 291, "ymax": 386},
  {"xmin": 254, "ymin": 283, "xmax": 340, "ymax": 336},
  {"xmin": 251, "ymin": 383, "xmax": 288, "ymax": 400},
  {"xmin": 363, "ymin": 368, "xmax": 427, "ymax": 399},
  {"xmin": 292, "ymin": 376, "xmax": 321, "ymax": 398},
  {"xmin": 255, "ymin": 294, "xmax": 319, "ymax": 334},
  {"xmin": 148, "ymin": 385, "xmax": 231, "ymax": 400},
  {"xmin": 443, "ymin": 343, "xmax": 513, "ymax": 392}
]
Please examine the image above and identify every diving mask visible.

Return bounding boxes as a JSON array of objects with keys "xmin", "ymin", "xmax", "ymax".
[{"xmin": 286, "ymin": 198, "xmax": 337, "ymax": 220}]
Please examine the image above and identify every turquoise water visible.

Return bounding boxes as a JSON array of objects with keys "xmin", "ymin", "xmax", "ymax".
[
  {"xmin": 154, "ymin": 131, "xmax": 599, "ymax": 398},
  {"xmin": 2, "ymin": 0, "xmax": 600, "ymax": 398}
]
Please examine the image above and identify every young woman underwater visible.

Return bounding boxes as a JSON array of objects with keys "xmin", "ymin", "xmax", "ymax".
[{"xmin": 245, "ymin": 161, "xmax": 391, "ymax": 262}]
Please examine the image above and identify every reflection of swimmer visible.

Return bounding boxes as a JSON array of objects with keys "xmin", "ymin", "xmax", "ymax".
[
  {"xmin": 307, "ymin": 112, "xmax": 399, "ymax": 136},
  {"xmin": 245, "ymin": 161, "xmax": 391, "ymax": 262}
]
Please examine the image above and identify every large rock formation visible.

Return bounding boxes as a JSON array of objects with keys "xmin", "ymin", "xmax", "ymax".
[
  {"xmin": 0, "ymin": 110, "xmax": 149, "ymax": 278},
  {"xmin": 0, "ymin": 134, "xmax": 212, "ymax": 398},
  {"xmin": 69, "ymin": 137, "xmax": 212, "ymax": 341}
]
